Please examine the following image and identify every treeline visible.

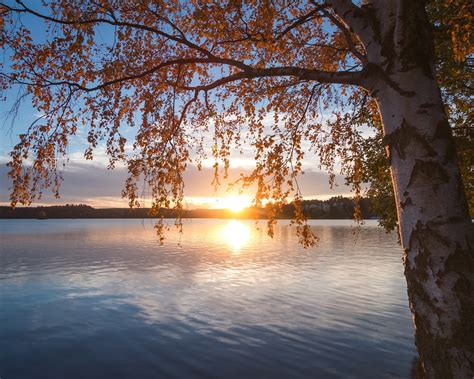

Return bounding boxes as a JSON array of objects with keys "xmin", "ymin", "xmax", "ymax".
[
  {"xmin": 0, "ymin": 196, "xmax": 376, "ymax": 220},
  {"xmin": 286, "ymin": 197, "xmax": 373, "ymax": 219}
]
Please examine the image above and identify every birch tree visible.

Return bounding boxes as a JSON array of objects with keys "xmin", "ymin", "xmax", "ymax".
[{"xmin": 1, "ymin": 1, "xmax": 473, "ymax": 377}]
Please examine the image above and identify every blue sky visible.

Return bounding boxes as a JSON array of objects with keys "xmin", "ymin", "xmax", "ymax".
[
  {"xmin": 0, "ymin": 2, "xmax": 355, "ymax": 209},
  {"xmin": 0, "ymin": 91, "xmax": 353, "ymax": 208}
]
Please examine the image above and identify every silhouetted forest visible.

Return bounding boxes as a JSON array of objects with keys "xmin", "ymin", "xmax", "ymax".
[{"xmin": 0, "ymin": 196, "xmax": 375, "ymax": 220}]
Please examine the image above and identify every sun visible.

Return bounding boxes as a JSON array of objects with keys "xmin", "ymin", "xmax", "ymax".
[{"xmin": 220, "ymin": 195, "xmax": 251, "ymax": 213}]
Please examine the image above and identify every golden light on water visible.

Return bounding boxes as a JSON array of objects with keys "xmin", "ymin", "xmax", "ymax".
[{"xmin": 221, "ymin": 220, "xmax": 251, "ymax": 251}]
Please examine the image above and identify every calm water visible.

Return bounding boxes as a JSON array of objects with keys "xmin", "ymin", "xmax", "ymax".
[{"xmin": 0, "ymin": 219, "xmax": 416, "ymax": 378}]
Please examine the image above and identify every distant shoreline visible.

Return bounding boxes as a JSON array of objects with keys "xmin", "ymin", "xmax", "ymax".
[{"xmin": 0, "ymin": 197, "xmax": 377, "ymax": 220}]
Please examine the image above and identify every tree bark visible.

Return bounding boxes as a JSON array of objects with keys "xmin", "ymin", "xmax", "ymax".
[
  {"xmin": 376, "ymin": 68, "xmax": 474, "ymax": 378},
  {"xmin": 361, "ymin": 1, "xmax": 474, "ymax": 377}
]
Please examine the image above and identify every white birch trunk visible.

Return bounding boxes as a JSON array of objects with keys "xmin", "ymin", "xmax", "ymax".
[
  {"xmin": 376, "ymin": 69, "xmax": 474, "ymax": 378},
  {"xmin": 329, "ymin": 0, "xmax": 474, "ymax": 376},
  {"xmin": 355, "ymin": 1, "xmax": 474, "ymax": 377}
]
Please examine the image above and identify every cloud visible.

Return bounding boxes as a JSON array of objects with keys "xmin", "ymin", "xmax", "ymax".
[
  {"xmin": 1, "ymin": 157, "xmax": 354, "ymax": 208},
  {"xmin": 1, "ymin": 103, "xmax": 360, "ymax": 209}
]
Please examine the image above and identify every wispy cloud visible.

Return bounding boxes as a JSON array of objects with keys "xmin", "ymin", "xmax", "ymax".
[{"xmin": 1, "ymin": 158, "xmax": 354, "ymax": 208}]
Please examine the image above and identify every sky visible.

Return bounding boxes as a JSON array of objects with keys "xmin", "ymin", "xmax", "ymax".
[
  {"xmin": 0, "ymin": 91, "xmax": 354, "ymax": 208},
  {"xmin": 0, "ymin": 132, "xmax": 353, "ymax": 209},
  {"xmin": 0, "ymin": 2, "xmax": 356, "ymax": 209}
]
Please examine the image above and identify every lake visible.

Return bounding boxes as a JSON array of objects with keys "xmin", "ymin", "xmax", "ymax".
[{"xmin": 0, "ymin": 219, "xmax": 417, "ymax": 378}]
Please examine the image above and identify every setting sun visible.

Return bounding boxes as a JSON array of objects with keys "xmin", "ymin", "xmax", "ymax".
[{"xmin": 220, "ymin": 196, "xmax": 252, "ymax": 213}]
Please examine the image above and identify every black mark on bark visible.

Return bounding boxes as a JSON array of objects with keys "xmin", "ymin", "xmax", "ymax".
[
  {"xmin": 434, "ymin": 119, "xmax": 452, "ymax": 140},
  {"xmin": 397, "ymin": 0, "xmax": 435, "ymax": 78},
  {"xmin": 407, "ymin": 159, "xmax": 449, "ymax": 188},
  {"xmin": 383, "ymin": 119, "xmax": 436, "ymax": 161},
  {"xmin": 401, "ymin": 197, "xmax": 413, "ymax": 209},
  {"xmin": 419, "ymin": 103, "xmax": 435, "ymax": 108}
]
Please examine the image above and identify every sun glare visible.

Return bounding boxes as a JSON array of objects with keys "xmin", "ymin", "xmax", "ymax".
[
  {"xmin": 221, "ymin": 220, "xmax": 251, "ymax": 251},
  {"xmin": 221, "ymin": 196, "xmax": 251, "ymax": 213}
]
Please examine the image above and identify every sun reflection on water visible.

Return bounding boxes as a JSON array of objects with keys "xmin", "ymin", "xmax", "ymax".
[{"xmin": 221, "ymin": 220, "xmax": 251, "ymax": 251}]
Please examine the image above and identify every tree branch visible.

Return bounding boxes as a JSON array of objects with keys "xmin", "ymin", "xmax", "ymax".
[
  {"xmin": 276, "ymin": 5, "xmax": 327, "ymax": 40},
  {"xmin": 321, "ymin": 8, "xmax": 367, "ymax": 63},
  {"xmin": 4, "ymin": 58, "xmax": 367, "ymax": 95},
  {"xmin": 324, "ymin": 0, "xmax": 374, "ymax": 45},
  {"xmin": 7, "ymin": 1, "xmax": 253, "ymax": 71},
  {"xmin": 4, "ymin": 1, "xmax": 373, "ymax": 94},
  {"xmin": 180, "ymin": 66, "xmax": 366, "ymax": 92}
]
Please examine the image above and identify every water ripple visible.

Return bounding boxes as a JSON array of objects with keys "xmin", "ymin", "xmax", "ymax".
[{"xmin": 0, "ymin": 219, "xmax": 416, "ymax": 378}]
